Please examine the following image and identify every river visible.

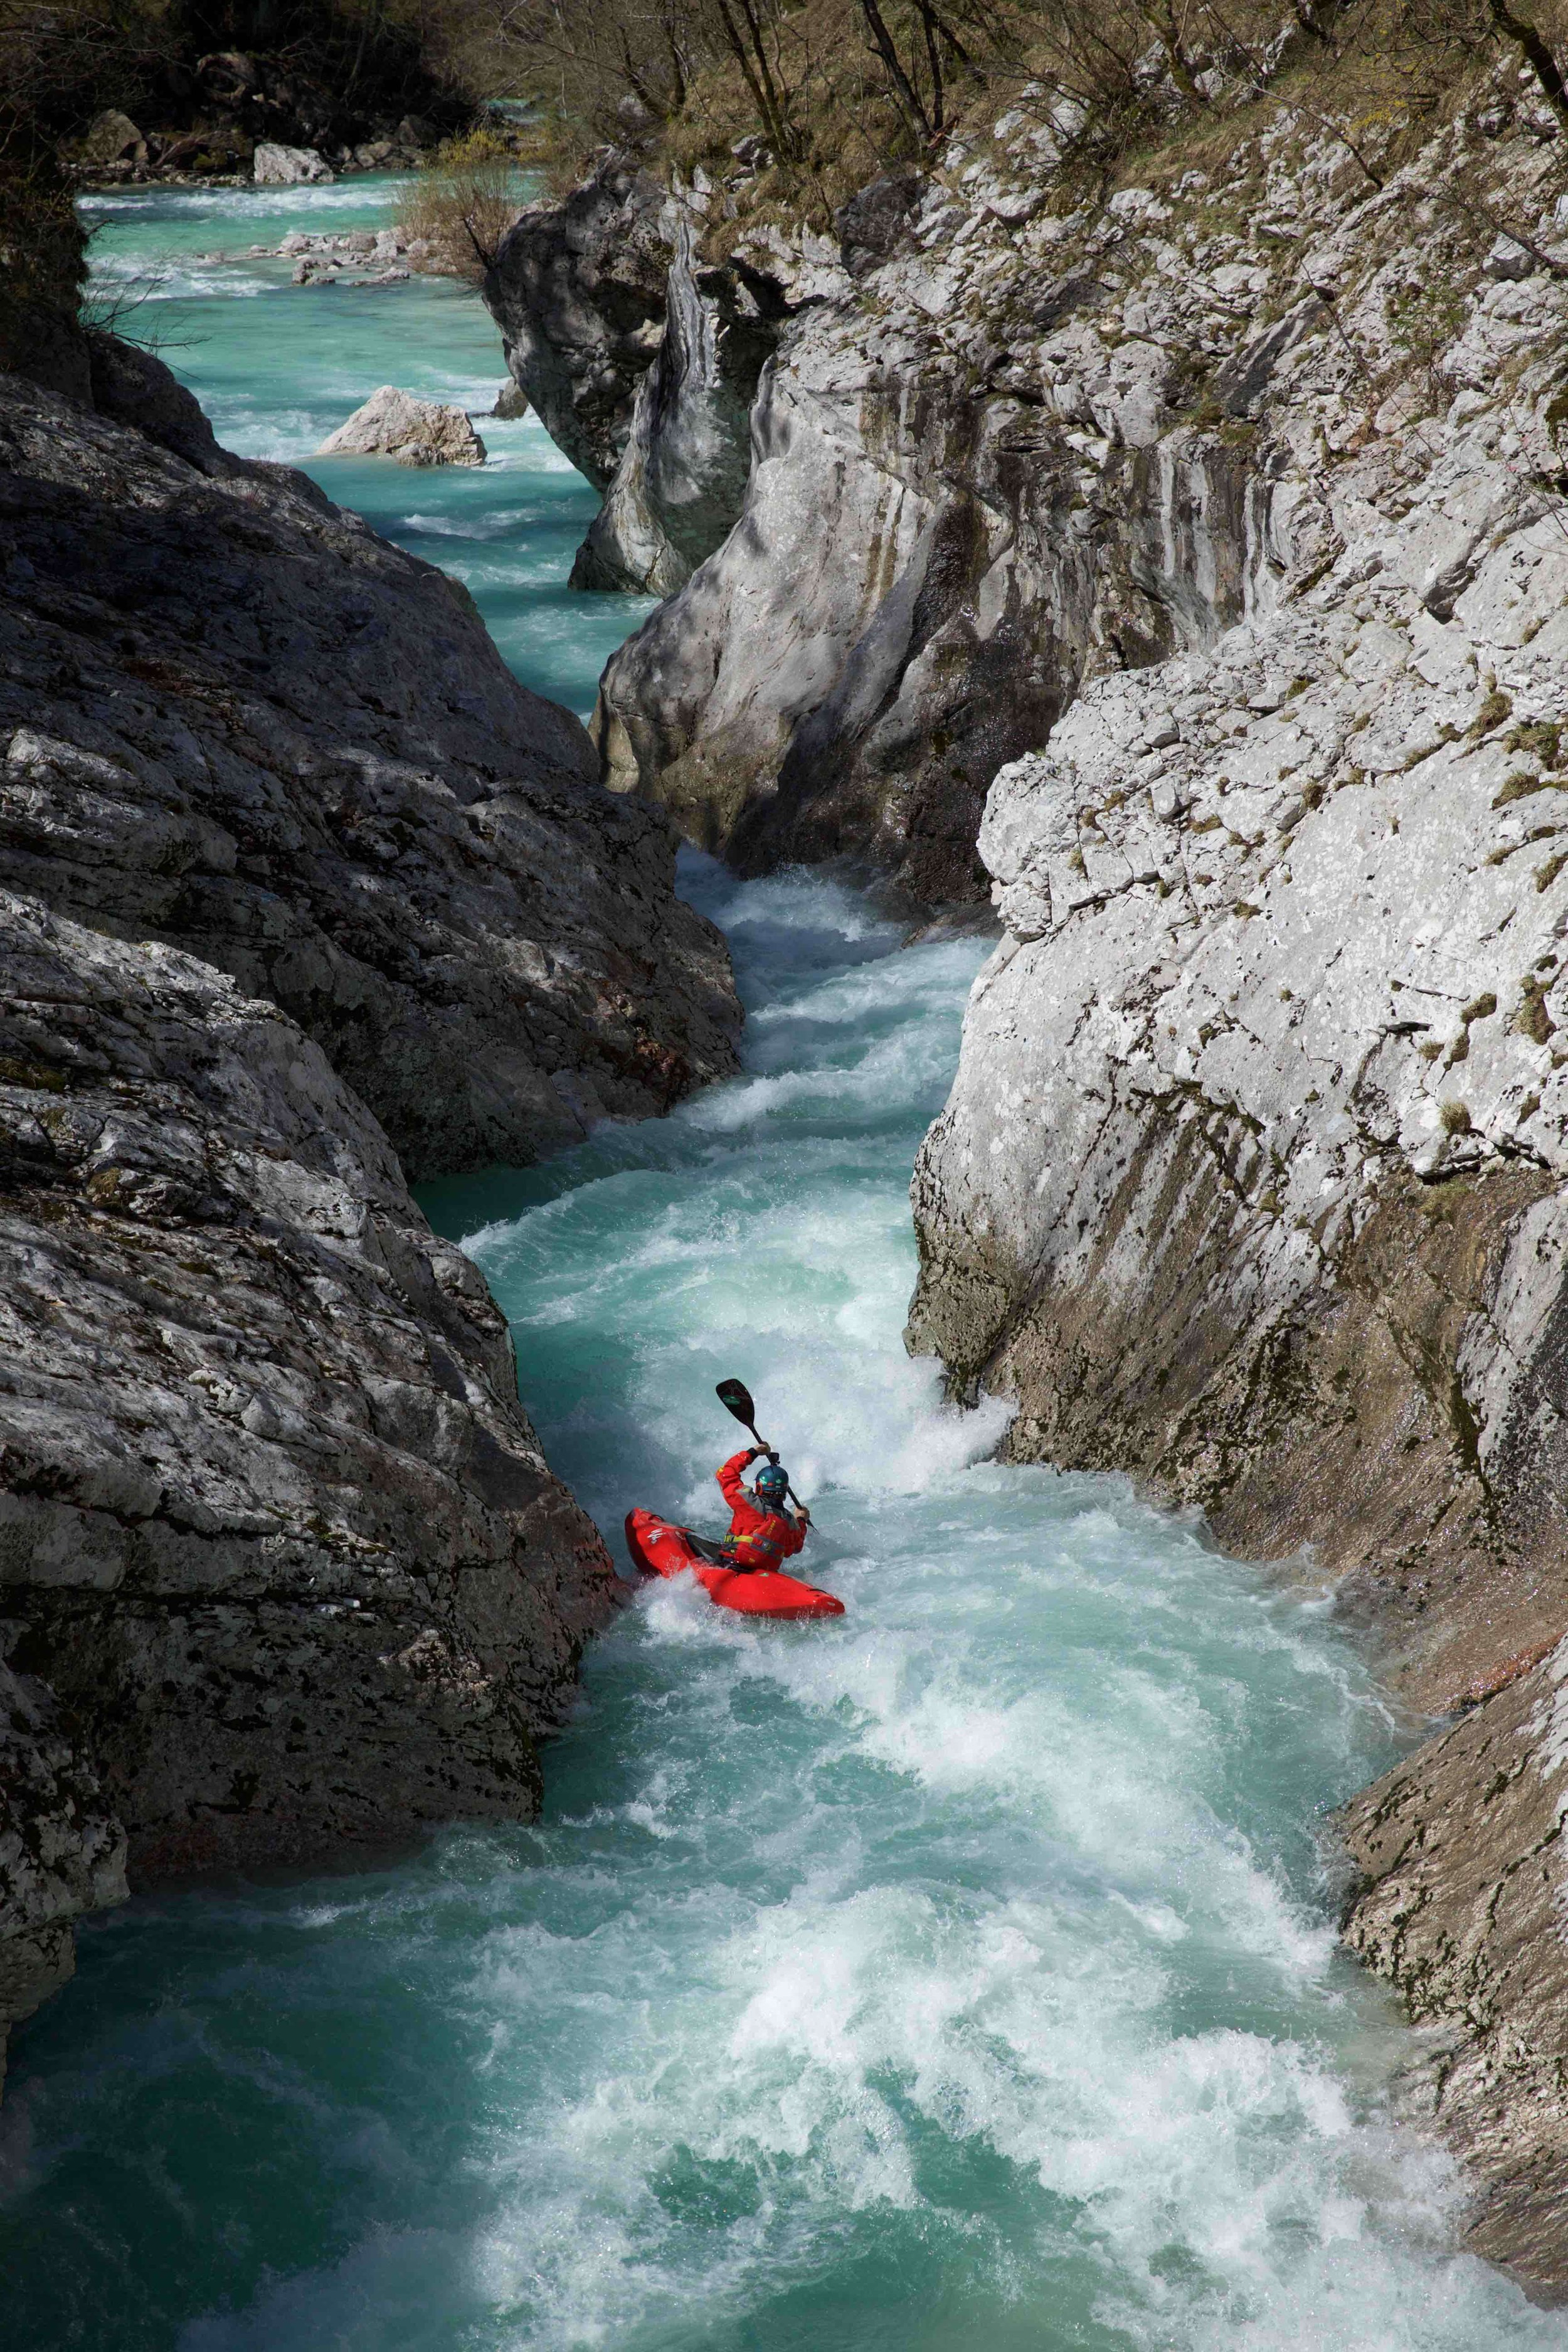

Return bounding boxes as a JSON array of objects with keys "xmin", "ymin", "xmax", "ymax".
[{"xmin": 1, "ymin": 174, "xmax": 1562, "ymax": 2352}]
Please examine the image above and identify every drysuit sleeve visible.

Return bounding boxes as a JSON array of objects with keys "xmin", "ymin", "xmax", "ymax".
[
  {"xmin": 716, "ymin": 1452, "xmax": 753, "ymax": 1510},
  {"xmin": 780, "ymin": 1515, "xmax": 807, "ymax": 1560}
]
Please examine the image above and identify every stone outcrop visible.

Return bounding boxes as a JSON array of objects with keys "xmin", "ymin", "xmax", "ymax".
[
  {"xmin": 567, "ymin": 222, "xmax": 788, "ymax": 593},
  {"xmin": 485, "ymin": 161, "xmax": 675, "ymax": 491},
  {"xmin": 590, "ymin": 152, "xmax": 1279, "ymax": 901},
  {"xmin": 484, "ymin": 162, "xmax": 789, "ymax": 593},
  {"xmin": 317, "ymin": 384, "xmax": 486, "ymax": 467},
  {"xmin": 1338, "ymin": 1638, "xmax": 1568, "ymax": 2292},
  {"xmin": 888, "ymin": 75, "xmax": 1568, "ymax": 2287},
  {"xmin": 253, "ymin": 140, "xmax": 334, "ymax": 184},
  {"xmin": 0, "ymin": 891, "xmax": 620, "ymax": 2074},
  {"xmin": 1, "ymin": 363, "xmax": 740, "ymax": 1182},
  {"xmin": 0, "ymin": 346, "xmax": 741, "ymax": 2079}
]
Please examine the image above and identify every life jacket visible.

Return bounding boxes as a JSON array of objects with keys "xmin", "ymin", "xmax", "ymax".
[{"xmin": 715, "ymin": 1450, "xmax": 807, "ymax": 1571}]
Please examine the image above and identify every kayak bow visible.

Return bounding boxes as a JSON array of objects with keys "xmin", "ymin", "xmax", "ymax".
[{"xmin": 625, "ymin": 1509, "xmax": 845, "ymax": 1620}]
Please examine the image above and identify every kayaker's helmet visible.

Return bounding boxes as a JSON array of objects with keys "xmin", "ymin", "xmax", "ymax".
[{"xmin": 755, "ymin": 1461, "xmax": 789, "ymax": 1507}]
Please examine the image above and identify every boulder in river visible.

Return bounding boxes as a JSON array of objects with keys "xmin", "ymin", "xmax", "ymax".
[
  {"xmin": 492, "ymin": 379, "xmax": 529, "ymax": 419},
  {"xmin": 253, "ymin": 142, "xmax": 334, "ymax": 185},
  {"xmin": 316, "ymin": 383, "xmax": 486, "ymax": 467},
  {"xmin": 77, "ymin": 110, "xmax": 147, "ymax": 167}
]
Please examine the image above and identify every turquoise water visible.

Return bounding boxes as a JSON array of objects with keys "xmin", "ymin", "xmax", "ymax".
[
  {"xmin": 80, "ymin": 175, "xmax": 653, "ymax": 714},
  {"xmin": 1, "ymin": 184, "xmax": 1563, "ymax": 2349}
]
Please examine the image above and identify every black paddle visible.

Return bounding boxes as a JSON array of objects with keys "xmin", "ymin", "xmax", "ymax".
[{"xmin": 716, "ymin": 1378, "xmax": 813, "ymax": 1530}]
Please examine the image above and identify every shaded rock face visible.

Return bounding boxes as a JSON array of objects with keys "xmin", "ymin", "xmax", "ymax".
[
  {"xmin": 0, "ymin": 366, "xmax": 741, "ymax": 1182},
  {"xmin": 0, "ymin": 891, "xmax": 621, "ymax": 2073},
  {"xmin": 0, "ymin": 344, "xmax": 740, "ymax": 2079},
  {"xmin": 569, "ymin": 225, "xmax": 782, "ymax": 594},
  {"xmin": 1338, "ymin": 1640, "xmax": 1568, "ymax": 2292},
  {"xmin": 0, "ymin": 1656, "xmax": 126, "ymax": 2092},
  {"xmin": 484, "ymin": 164, "xmax": 788, "ymax": 594},
  {"xmin": 316, "ymin": 383, "xmax": 486, "ymax": 467},
  {"xmin": 896, "ymin": 90, "xmax": 1568, "ymax": 2283},
  {"xmin": 485, "ymin": 162, "xmax": 675, "ymax": 492}
]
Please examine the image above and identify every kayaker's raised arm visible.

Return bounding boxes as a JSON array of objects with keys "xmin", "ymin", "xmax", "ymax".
[{"xmin": 716, "ymin": 1450, "xmax": 805, "ymax": 1571}]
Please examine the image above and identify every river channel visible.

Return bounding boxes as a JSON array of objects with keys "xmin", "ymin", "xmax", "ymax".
[{"xmin": 1, "ymin": 173, "xmax": 1560, "ymax": 2352}]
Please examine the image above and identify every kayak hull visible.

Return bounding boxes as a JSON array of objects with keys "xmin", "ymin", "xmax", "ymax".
[{"xmin": 625, "ymin": 1509, "xmax": 845, "ymax": 1619}]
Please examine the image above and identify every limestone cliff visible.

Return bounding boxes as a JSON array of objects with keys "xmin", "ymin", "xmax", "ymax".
[
  {"xmin": 589, "ymin": 140, "xmax": 1288, "ymax": 902},
  {"xmin": 877, "ymin": 78, "xmax": 1568, "ymax": 2289},
  {"xmin": 484, "ymin": 159, "xmax": 798, "ymax": 594},
  {"xmin": 0, "ymin": 351, "xmax": 740, "ymax": 2082}
]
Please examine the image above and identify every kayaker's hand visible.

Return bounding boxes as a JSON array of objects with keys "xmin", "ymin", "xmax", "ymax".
[{"xmin": 745, "ymin": 1445, "xmax": 764, "ymax": 1463}]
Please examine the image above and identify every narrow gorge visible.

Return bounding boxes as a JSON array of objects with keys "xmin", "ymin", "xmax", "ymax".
[
  {"xmin": 9, "ymin": 24, "xmax": 1568, "ymax": 2341},
  {"xmin": 487, "ymin": 40, "xmax": 1568, "ymax": 2302}
]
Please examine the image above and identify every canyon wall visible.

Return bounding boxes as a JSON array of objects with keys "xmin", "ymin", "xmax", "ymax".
[
  {"xmin": 485, "ymin": 162, "xmax": 787, "ymax": 594},
  {"xmin": 869, "ymin": 85, "xmax": 1568, "ymax": 2289},
  {"xmin": 0, "ymin": 351, "xmax": 743, "ymax": 2080}
]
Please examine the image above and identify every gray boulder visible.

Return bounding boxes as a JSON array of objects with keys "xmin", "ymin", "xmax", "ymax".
[
  {"xmin": 77, "ymin": 110, "xmax": 147, "ymax": 167},
  {"xmin": 253, "ymin": 142, "xmax": 334, "ymax": 185},
  {"xmin": 317, "ymin": 384, "xmax": 487, "ymax": 467}
]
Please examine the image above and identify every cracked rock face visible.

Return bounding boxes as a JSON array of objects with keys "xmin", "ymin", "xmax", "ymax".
[
  {"xmin": 899, "ymin": 85, "xmax": 1568, "ymax": 2282},
  {"xmin": 1339, "ymin": 1637, "xmax": 1568, "ymax": 2293},
  {"xmin": 485, "ymin": 164, "xmax": 786, "ymax": 594},
  {"xmin": 0, "ymin": 891, "xmax": 622, "ymax": 2067},
  {"xmin": 0, "ymin": 363, "xmax": 741, "ymax": 1180}
]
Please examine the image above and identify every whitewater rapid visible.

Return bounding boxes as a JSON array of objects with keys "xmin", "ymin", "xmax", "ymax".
[{"xmin": 2, "ymin": 175, "xmax": 1564, "ymax": 2352}]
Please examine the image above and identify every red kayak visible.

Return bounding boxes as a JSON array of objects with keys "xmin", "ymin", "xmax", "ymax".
[{"xmin": 625, "ymin": 1509, "xmax": 845, "ymax": 1619}]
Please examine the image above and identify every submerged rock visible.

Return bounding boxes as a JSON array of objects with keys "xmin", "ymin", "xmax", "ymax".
[
  {"xmin": 316, "ymin": 384, "xmax": 486, "ymax": 466},
  {"xmin": 253, "ymin": 141, "xmax": 334, "ymax": 185}
]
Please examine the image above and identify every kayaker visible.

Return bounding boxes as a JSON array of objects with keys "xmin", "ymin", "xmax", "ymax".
[{"xmin": 716, "ymin": 1448, "xmax": 809, "ymax": 1573}]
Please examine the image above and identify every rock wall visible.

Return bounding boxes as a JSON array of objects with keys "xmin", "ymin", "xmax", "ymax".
[
  {"xmin": 484, "ymin": 161, "xmax": 793, "ymax": 594},
  {"xmin": 1, "ymin": 353, "xmax": 740, "ymax": 1180},
  {"xmin": 0, "ymin": 350, "xmax": 740, "ymax": 2079},
  {"xmin": 591, "ymin": 151, "xmax": 1296, "ymax": 904},
  {"xmin": 893, "ymin": 80, "xmax": 1568, "ymax": 2285},
  {"xmin": 1338, "ymin": 1638, "xmax": 1568, "ymax": 2292}
]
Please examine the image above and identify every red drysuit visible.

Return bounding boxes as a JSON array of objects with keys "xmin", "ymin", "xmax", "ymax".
[{"xmin": 716, "ymin": 1451, "xmax": 807, "ymax": 1571}]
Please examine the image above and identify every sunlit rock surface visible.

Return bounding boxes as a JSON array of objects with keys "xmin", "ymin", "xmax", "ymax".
[{"xmin": 895, "ymin": 87, "xmax": 1568, "ymax": 2282}]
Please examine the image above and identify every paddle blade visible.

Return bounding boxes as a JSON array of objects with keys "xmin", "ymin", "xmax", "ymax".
[{"xmin": 716, "ymin": 1378, "xmax": 756, "ymax": 1428}]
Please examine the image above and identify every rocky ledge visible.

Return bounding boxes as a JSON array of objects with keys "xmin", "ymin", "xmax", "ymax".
[
  {"xmin": 1, "ymin": 344, "xmax": 739, "ymax": 1180},
  {"xmin": 0, "ymin": 344, "xmax": 741, "ymax": 2082},
  {"xmin": 889, "ymin": 80, "xmax": 1568, "ymax": 2291}
]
